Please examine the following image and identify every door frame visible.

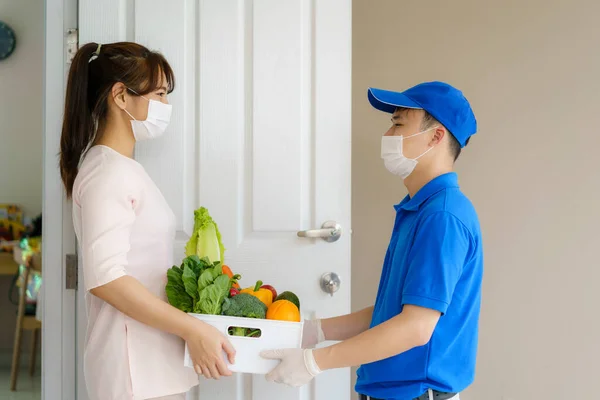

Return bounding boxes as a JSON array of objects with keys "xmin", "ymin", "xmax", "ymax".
[{"xmin": 42, "ymin": 0, "xmax": 78, "ymax": 399}]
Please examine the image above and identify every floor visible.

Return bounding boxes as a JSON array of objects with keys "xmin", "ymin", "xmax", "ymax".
[{"xmin": 0, "ymin": 365, "xmax": 41, "ymax": 400}]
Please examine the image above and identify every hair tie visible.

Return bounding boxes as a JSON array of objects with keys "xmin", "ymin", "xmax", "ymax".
[{"xmin": 88, "ymin": 44, "xmax": 102, "ymax": 63}]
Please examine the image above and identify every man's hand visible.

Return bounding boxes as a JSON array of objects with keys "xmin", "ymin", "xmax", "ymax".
[{"xmin": 260, "ymin": 349, "xmax": 322, "ymax": 387}]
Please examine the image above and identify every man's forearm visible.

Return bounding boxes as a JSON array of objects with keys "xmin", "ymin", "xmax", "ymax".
[
  {"xmin": 91, "ymin": 275, "xmax": 197, "ymax": 339},
  {"xmin": 321, "ymin": 306, "xmax": 374, "ymax": 341},
  {"xmin": 314, "ymin": 305, "xmax": 440, "ymax": 370}
]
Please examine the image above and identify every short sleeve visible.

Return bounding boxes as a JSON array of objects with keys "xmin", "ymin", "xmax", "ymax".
[
  {"xmin": 401, "ymin": 212, "xmax": 472, "ymax": 314},
  {"xmin": 77, "ymin": 167, "xmax": 138, "ymax": 291}
]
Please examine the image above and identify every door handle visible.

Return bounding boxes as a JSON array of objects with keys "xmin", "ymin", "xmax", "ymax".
[{"xmin": 297, "ymin": 221, "xmax": 342, "ymax": 243}]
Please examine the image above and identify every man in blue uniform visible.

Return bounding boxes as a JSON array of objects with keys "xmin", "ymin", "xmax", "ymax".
[{"xmin": 262, "ymin": 81, "xmax": 483, "ymax": 400}]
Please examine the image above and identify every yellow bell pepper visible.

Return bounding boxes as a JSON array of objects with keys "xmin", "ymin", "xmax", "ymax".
[{"xmin": 240, "ymin": 280, "xmax": 273, "ymax": 307}]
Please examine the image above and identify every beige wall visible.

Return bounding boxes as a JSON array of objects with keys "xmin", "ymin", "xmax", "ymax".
[
  {"xmin": 0, "ymin": 0, "xmax": 44, "ymax": 217},
  {"xmin": 0, "ymin": 0, "xmax": 44, "ymax": 359},
  {"xmin": 351, "ymin": 0, "xmax": 600, "ymax": 399}
]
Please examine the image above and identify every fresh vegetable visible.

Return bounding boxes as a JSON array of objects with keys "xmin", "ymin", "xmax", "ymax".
[
  {"xmin": 275, "ymin": 291, "xmax": 300, "ymax": 311},
  {"xmin": 182, "ymin": 263, "xmax": 200, "ymax": 301},
  {"xmin": 228, "ymin": 326, "xmax": 247, "ymax": 337},
  {"xmin": 165, "ymin": 266, "xmax": 193, "ymax": 313},
  {"xmin": 240, "ymin": 280, "xmax": 273, "ymax": 307},
  {"xmin": 229, "ymin": 288, "xmax": 240, "ymax": 297},
  {"xmin": 227, "ymin": 327, "xmax": 262, "ymax": 338},
  {"xmin": 246, "ymin": 329, "xmax": 261, "ymax": 338},
  {"xmin": 165, "ymin": 255, "xmax": 236, "ymax": 316},
  {"xmin": 185, "ymin": 207, "xmax": 226, "ymax": 263},
  {"xmin": 222, "ymin": 265, "xmax": 240, "ymax": 289},
  {"xmin": 166, "ymin": 255, "xmax": 215, "ymax": 312},
  {"xmin": 222, "ymin": 293, "xmax": 267, "ymax": 319},
  {"xmin": 267, "ymin": 300, "xmax": 301, "ymax": 322},
  {"xmin": 195, "ymin": 274, "xmax": 230, "ymax": 315},
  {"xmin": 260, "ymin": 284, "xmax": 277, "ymax": 301},
  {"xmin": 222, "ymin": 293, "xmax": 268, "ymax": 336}
]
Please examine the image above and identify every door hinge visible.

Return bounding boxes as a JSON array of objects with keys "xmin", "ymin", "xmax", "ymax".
[
  {"xmin": 65, "ymin": 253, "xmax": 78, "ymax": 290},
  {"xmin": 66, "ymin": 28, "xmax": 78, "ymax": 64}
]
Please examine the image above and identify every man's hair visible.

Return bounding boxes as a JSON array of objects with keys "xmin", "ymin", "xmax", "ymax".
[{"xmin": 399, "ymin": 108, "xmax": 470, "ymax": 162}]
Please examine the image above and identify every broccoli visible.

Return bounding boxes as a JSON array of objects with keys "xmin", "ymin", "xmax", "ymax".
[
  {"xmin": 222, "ymin": 294, "xmax": 267, "ymax": 337},
  {"xmin": 222, "ymin": 293, "xmax": 267, "ymax": 318}
]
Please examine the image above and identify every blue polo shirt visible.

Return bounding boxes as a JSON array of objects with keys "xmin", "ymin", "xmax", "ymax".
[{"xmin": 355, "ymin": 173, "xmax": 483, "ymax": 400}]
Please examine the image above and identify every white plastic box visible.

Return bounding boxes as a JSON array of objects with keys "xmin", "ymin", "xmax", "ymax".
[{"xmin": 184, "ymin": 314, "xmax": 304, "ymax": 374}]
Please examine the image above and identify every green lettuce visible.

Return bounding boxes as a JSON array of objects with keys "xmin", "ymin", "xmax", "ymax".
[
  {"xmin": 182, "ymin": 264, "xmax": 199, "ymax": 301},
  {"xmin": 167, "ymin": 207, "xmax": 234, "ymax": 315},
  {"xmin": 185, "ymin": 207, "xmax": 226, "ymax": 264},
  {"xmin": 194, "ymin": 274, "xmax": 231, "ymax": 315},
  {"xmin": 166, "ymin": 254, "xmax": 234, "ymax": 316},
  {"xmin": 182, "ymin": 255, "xmax": 203, "ymax": 277},
  {"xmin": 165, "ymin": 266, "xmax": 193, "ymax": 313},
  {"xmin": 198, "ymin": 263, "xmax": 223, "ymax": 292}
]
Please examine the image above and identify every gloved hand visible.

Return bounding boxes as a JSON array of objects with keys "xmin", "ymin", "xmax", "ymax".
[
  {"xmin": 302, "ymin": 319, "xmax": 326, "ymax": 348},
  {"xmin": 260, "ymin": 348, "xmax": 322, "ymax": 387}
]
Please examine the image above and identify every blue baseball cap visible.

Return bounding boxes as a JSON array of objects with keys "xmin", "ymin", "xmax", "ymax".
[{"xmin": 368, "ymin": 81, "xmax": 477, "ymax": 147}]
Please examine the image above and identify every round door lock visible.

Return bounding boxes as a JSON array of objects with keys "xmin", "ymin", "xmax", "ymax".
[{"xmin": 320, "ymin": 272, "xmax": 341, "ymax": 296}]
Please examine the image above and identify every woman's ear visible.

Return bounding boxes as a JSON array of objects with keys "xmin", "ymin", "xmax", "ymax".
[{"xmin": 111, "ymin": 82, "xmax": 128, "ymax": 110}]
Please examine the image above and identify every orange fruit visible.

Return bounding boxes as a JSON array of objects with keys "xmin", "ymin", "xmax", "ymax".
[{"xmin": 266, "ymin": 300, "xmax": 301, "ymax": 322}]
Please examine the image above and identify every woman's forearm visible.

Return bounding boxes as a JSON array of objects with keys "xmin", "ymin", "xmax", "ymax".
[
  {"xmin": 90, "ymin": 275, "xmax": 197, "ymax": 339},
  {"xmin": 321, "ymin": 306, "xmax": 374, "ymax": 341}
]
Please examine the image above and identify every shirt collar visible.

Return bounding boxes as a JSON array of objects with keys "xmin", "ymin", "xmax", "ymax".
[{"xmin": 394, "ymin": 172, "xmax": 460, "ymax": 212}]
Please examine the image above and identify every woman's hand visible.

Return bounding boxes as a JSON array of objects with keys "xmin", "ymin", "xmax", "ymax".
[
  {"xmin": 90, "ymin": 276, "xmax": 237, "ymax": 379},
  {"xmin": 184, "ymin": 318, "xmax": 236, "ymax": 380}
]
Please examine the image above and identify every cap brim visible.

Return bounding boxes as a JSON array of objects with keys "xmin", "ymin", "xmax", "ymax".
[{"xmin": 368, "ymin": 87, "xmax": 422, "ymax": 114}]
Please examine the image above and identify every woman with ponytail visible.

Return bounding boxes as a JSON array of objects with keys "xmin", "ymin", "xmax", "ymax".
[{"xmin": 59, "ymin": 42, "xmax": 235, "ymax": 400}]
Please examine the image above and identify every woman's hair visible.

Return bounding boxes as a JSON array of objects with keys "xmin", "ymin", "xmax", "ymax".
[{"xmin": 59, "ymin": 42, "xmax": 175, "ymax": 197}]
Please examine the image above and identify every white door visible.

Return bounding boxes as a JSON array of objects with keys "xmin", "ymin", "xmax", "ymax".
[
  {"xmin": 42, "ymin": 0, "xmax": 78, "ymax": 399},
  {"xmin": 76, "ymin": 0, "xmax": 352, "ymax": 399}
]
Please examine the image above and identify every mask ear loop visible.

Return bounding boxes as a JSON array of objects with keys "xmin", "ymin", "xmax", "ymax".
[
  {"xmin": 411, "ymin": 125, "xmax": 441, "ymax": 160},
  {"xmin": 127, "ymin": 87, "xmax": 150, "ymax": 102},
  {"xmin": 123, "ymin": 109, "xmax": 137, "ymax": 121},
  {"xmin": 122, "ymin": 88, "xmax": 150, "ymax": 121},
  {"xmin": 415, "ymin": 144, "xmax": 434, "ymax": 160},
  {"xmin": 404, "ymin": 125, "xmax": 440, "ymax": 140}
]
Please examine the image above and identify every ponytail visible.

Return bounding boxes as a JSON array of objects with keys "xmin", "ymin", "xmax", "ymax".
[
  {"xmin": 59, "ymin": 42, "xmax": 100, "ymax": 198},
  {"xmin": 59, "ymin": 42, "xmax": 175, "ymax": 198}
]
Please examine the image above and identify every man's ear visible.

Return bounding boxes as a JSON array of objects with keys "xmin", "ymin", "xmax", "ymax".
[
  {"xmin": 431, "ymin": 126, "xmax": 446, "ymax": 145},
  {"xmin": 111, "ymin": 82, "xmax": 128, "ymax": 110}
]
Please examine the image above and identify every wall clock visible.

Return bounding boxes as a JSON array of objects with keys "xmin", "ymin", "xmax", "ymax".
[{"xmin": 0, "ymin": 21, "xmax": 16, "ymax": 61}]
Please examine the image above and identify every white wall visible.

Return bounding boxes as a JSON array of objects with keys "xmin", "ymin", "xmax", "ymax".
[
  {"xmin": 0, "ymin": 0, "xmax": 44, "ymax": 358},
  {"xmin": 352, "ymin": 0, "xmax": 600, "ymax": 399},
  {"xmin": 0, "ymin": 0, "xmax": 44, "ymax": 217}
]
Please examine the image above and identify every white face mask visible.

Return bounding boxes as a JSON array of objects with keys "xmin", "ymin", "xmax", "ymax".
[
  {"xmin": 123, "ymin": 90, "xmax": 172, "ymax": 141},
  {"xmin": 381, "ymin": 126, "xmax": 438, "ymax": 179}
]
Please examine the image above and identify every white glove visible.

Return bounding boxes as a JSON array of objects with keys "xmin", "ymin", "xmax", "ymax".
[
  {"xmin": 302, "ymin": 319, "xmax": 326, "ymax": 348},
  {"xmin": 260, "ymin": 348, "xmax": 322, "ymax": 387}
]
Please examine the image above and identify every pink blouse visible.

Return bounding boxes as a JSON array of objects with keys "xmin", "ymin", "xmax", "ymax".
[{"xmin": 72, "ymin": 145, "xmax": 198, "ymax": 400}]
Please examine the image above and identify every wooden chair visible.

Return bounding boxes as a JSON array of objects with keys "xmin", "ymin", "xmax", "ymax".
[{"xmin": 10, "ymin": 247, "xmax": 42, "ymax": 392}]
